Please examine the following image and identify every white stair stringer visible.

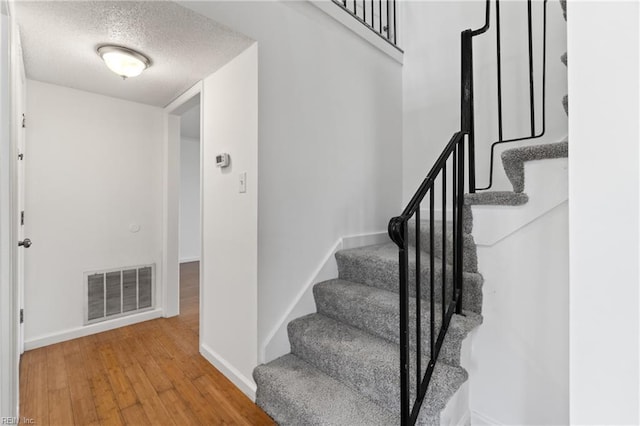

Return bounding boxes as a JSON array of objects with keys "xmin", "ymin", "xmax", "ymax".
[{"xmin": 470, "ymin": 157, "xmax": 568, "ymax": 247}]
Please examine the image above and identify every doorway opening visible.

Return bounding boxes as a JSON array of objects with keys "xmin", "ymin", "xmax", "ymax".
[{"xmin": 178, "ymin": 100, "xmax": 201, "ymax": 335}]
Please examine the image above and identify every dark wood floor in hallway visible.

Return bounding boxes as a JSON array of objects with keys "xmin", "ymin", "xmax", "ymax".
[{"xmin": 19, "ymin": 261, "xmax": 275, "ymax": 425}]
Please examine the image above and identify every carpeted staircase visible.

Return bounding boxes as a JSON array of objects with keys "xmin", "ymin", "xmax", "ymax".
[
  {"xmin": 253, "ymin": 2, "xmax": 568, "ymax": 424},
  {"xmin": 254, "ymin": 226, "xmax": 483, "ymax": 425}
]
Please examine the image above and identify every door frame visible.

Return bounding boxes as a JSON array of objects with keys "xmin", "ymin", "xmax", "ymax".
[
  {"xmin": 161, "ymin": 82, "xmax": 203, "ymax": 327},
  {"xmin": 0, "ymin": 8, "xmax": 19, "ymax": 419}
]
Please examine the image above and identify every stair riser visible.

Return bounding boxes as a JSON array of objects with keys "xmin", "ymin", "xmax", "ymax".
[
  {"xmin": 288, "ymin": 321, "xmax": 399, "ymax": 415},
  {"xmin": 314, "ymin": 283, "xmax": 471, "ymax": 365},
  {"xmin": 254, "ymin": 355, "xmax": 398, "ymax": 426},
  {"xmin": 406, "ymin": 222, "xmax": 478, "ymax": 273},
  {"xmin": 336, "ymin": 252, "xmax": 483, "ymax": 314}
]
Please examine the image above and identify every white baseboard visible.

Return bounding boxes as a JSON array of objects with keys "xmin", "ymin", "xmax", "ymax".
[
  {"xmin": 470, "ymin": 410, "xmax": 505, "ymax": 426},
  {"xmin": 179, "ymin": 256, "xmax": 200, "ymax": 264},
  {"xmin": 200, "ymin": 343, "xmax": 257, "ymax": 401},
  {"xmin": 24, "ymin": 308, "xmax": 163, "ymax": 350},
  {"xmin": 260, "ymin": 231, "xmax": 389, "ymax": 363}
]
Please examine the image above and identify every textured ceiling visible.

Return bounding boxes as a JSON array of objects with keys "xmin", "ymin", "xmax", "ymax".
[{"xmin": 14, "ymin": 0, "xmax": 254, "ymax": 107}]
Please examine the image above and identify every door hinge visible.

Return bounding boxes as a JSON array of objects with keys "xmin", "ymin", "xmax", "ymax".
[
  {"xmin": 18, "ymin": 153, "xmax": 23, "ymax": 160},
  {"xmin": 20, "ymin": 309, "xmax": 23, "ymax": 324},
  {"xmin": 21, "ymin": 114, "xmax": 25, "ymax": 128},
  {"xmin": 20, "ymin": 211, "xmax": 24, "ymax": 226}
]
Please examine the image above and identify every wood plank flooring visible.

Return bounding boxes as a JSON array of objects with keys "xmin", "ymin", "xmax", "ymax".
[{"xmin": 19, "ymin": 261, "xmax": 275, "ymax": 426}]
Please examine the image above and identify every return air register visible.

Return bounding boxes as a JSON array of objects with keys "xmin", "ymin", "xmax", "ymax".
[{"xmin": 84, "ymin": 264, "xmax": 155, "ymax": 324}]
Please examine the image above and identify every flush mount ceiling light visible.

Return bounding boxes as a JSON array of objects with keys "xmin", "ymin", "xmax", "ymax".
[{"xmin": 97, "ymin": 45, "xmax": 151, "ymax": 79}]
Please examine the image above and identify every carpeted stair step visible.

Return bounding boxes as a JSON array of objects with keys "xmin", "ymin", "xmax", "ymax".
[
  {"xmin": 501, "ymin": 141, "xmax": 569, "ymax": 193},
  {"xmin": 288, "ymin": 313, "xmax": 468, "ymax": 423},
  {"xmin": 464, "ymin": 191, "xmax": 529, "ymax": 206},
  {"xmin": 336, "ymin": 243, "xmax": 484, "ymax": 314},
  {"xmin": 254, "ymin": 354, "xmax": 396, "ymax": 425},
  {"xmin": 314, "ymin": 279, "xmax": 482, "ymax": 366},
  {"xmin": 463, "ymin": 204, "xmax": 473, "ymax": 233},
  {"xmin": 407, "ymin": 220, "xmax": 478, "ymax": 272}
]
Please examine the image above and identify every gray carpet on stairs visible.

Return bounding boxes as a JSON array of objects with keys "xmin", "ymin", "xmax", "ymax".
[
  {"xmin": 464, "ymin": 191, "xmax": 529, "ymax": 206},
  {"xmin": 501, "ymin": 141, "xmax": 569, "ymax": 193},
  {"xmin": 314, "ymin": 279, "xmax": 482, "ymax": 366},
  {"xmin": 288, "ymin": 313, "xmax": 468, "ymax": 422},
  {"xmin": 407, "ymin": 220, "xmax": 478, "ymax": 273},
  {"xmin": 254, "ymin": 354, "xmax": 397, "ymax": 426},
  {"xmin": 336, "ymin": 243, "xmax": 484, "ymax": 314}
]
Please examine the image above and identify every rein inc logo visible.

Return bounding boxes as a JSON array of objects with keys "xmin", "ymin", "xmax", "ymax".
[{"xmin": 1, "ymin": 418, "xmax": 35, "ymax": 424}]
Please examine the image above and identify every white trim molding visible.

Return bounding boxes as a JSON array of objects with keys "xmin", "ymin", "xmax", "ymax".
[
  {"xmin": 470, "ymin": 409, "xmax": 505, "ymax": 426},
  {"xmin": 24, "ymin": 308, "xmax": 163, "ymax": 350},
  {"xmin": 200, "ymin": 343, "xmax": 257, "ymax": 401},
  {"xmin": 162, "ymin": 81, "xmax": 203, "ymax": 318}
]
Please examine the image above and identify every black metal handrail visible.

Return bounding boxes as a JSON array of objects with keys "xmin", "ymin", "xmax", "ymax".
[
  {"xmin": 332, "ymin": 0, "xmax": 402, "ymax": 51},
  {"xmin": 390, "ymin": 1, "xmax": 550, "ymax": 423},
  {"xmin": 388, "ymin": 131, "xmax": 467, "ymax": 425}
]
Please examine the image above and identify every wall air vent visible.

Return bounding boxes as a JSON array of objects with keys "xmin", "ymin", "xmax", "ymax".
[{"xmin": 84, "ymin": 264, "xmax": 155, "ymax": 324}]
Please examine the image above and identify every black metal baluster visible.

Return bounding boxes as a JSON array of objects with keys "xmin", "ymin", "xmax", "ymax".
[
  {"xmin": 527, "ymin": 0, "xmax": 535, "ymax": 136},
  {"xmin": 429, "ymin": 188, "xmax": 435, "ymax": 360},
  {"xmin": 379, "ymin": 0, "xmax": 382, "ymax": 36},
  {"xmin": 415, "ymin": 209, "xmax": 421, "ymax": 397},
  {"xmin": 363, "ymin": 0, "xmax": 366, "ymax": 24},
  {"xmin": 456, "ymin": 138, "xmax": 466, "ymax": 314},
  {"xmin": 393, "ymin": 0, "xmax": 397, "ymax": 44},
  {"xmin": 371, "ymin": 0, "xmax": 374, "ymax": 30},
  {"xmin": 452, "ymin": 147, "xmax": 458, "ymax": 309},
  {"xmin": 541, "ymin": 0, "xmax": 548, "ymax": 135},
  {"xmin": 441, "ymin": 164, "xmax": 446, "ymax": 322},
  {"xmin": 496, "ymin": 0, "xmax": 504, "ymax": 142},
  {"xmin": 398, "ymin": 222, "xmax": 410, "ymax": 426},
  {"xmin": 386, "ymin": 0, "xmax": 390, "ymax": 39}
]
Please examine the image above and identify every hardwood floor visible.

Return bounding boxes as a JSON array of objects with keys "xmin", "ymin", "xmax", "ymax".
[{"xmin": 19, "ymin": 261, "xmax": 275, "ymax": 425}]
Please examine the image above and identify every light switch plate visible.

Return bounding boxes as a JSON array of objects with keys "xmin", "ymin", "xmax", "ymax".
[{"xmin": 239, "ymin": 172, "xmax": 247, "ymax": 193}]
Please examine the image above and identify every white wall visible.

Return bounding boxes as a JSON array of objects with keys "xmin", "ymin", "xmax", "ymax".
[
  {"xmin": 568, "ymin": 2, "xmax": 639, "ymax": 424},
  {"xmin": 179, "ymin": 136, "xmax": 200, "ymax": 262},
  {"xmin": 199, "ymin": 44, "xmax": 258, "ymax": 397},
  {"xmin": 470, "ymin": 202, "xmax": 569, "ymax": 425},
  {"xmin": 402, "ymin": 0, "xmax": 567, "ymax": 201},
  {"xmin": 24, "ymin": 80, "xmax": 164, "ymax": 346},
  {"xmin": 181, "ymin": 1, "xmax": 403, "ymax": 362}
]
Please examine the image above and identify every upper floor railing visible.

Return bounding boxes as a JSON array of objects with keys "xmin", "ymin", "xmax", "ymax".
[{"xmin": 332, "ymin": 0, "xmax": 400, "ymax": 49}]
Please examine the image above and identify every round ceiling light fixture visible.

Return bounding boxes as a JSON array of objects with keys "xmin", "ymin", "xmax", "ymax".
[{"xmin": 97, "ymin": 45, "xmax": 151, "ymax": 79}]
